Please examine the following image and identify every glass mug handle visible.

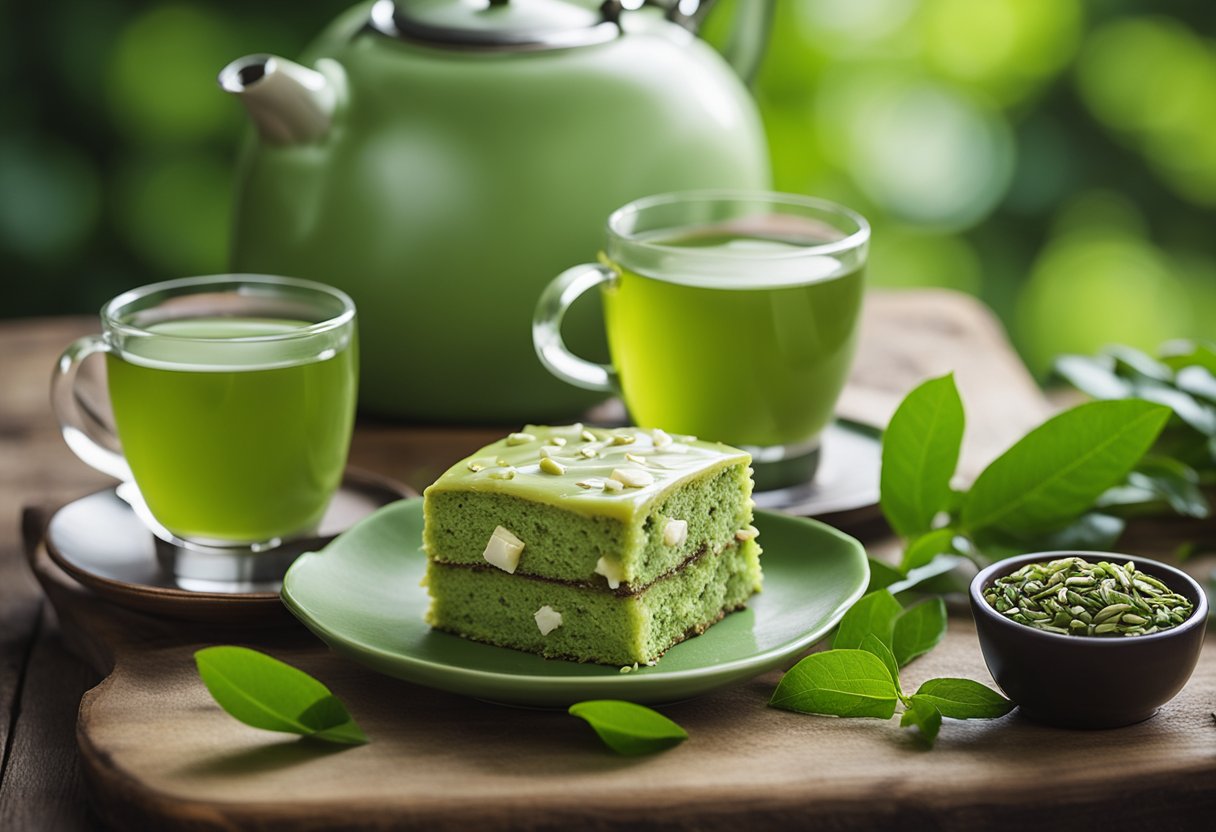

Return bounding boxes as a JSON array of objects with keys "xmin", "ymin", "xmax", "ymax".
[
  {"xmin": 51, "ymin": 335, "xmax": 132, "ymax": 482},
  {"xmin": 532, "ymin": 263, "xmax": 619, "ymax": 392}
]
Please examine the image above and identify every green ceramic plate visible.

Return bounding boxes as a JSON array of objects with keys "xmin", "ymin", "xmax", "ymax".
[{"xmin": 281, "ymin": 498, "xmax": 868, "ymax": 707}]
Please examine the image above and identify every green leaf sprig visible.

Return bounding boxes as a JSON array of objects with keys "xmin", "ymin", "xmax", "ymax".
[
  {"xmin": 195, "ymin": 646, "xmax": 368, "ymax": 745},
  {"xmin": 873, "ymin": 373, "xmax": 1172, "ymax": 587},
  {"xmin": 568, "ymin": 700, "xmax": 688, "ymax": 755},
  {"xmin": 1054, "ymin": 340, "xmax": 1216, "ymax": 531},
  {"xmin": 770, "ymin": 589, "xmax": 1011, "ymax": 748}
]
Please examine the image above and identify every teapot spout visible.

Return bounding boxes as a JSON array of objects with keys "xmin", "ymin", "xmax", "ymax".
[{"xmin": 219, "ymin": 55, "xmax": 336, "ymax": 145}]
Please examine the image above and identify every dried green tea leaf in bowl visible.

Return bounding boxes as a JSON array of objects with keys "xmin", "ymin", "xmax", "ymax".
[{"xmin": 981, "ymin": 556, "xmax": 1194, "ymax": 637}]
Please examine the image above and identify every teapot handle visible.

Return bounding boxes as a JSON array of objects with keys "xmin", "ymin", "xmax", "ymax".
[{"xmin": 669, "ymin": 0, "xmax": 774, "ymax": 85}]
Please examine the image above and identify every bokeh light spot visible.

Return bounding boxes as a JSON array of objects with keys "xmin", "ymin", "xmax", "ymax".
[
  {"xmin": 817, "ymin": 72, "xmax": 1014, "ymax": 228},
  {"xmin": 114, "ymin": 154, "xmax": 231, "ymax": 275},
  {"xmin": 1016, "ymin": 200, "xmax": 1192, "ymax": 374},
  {"xmin": 105, "ymin": 4, "xmax": 240, "ymax": 143},
  {"xmin": 921, "ymin": 0, "xmax": 1082, "ymax": 105},
  {"xmin": 0, "ymin": 136, "xmax": 100, "ymax": 263}
]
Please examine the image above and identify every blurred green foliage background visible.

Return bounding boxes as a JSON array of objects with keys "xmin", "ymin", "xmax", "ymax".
[{"xmin": 2, "ymin": 0, "xmax": 1212, "ymax": 374}]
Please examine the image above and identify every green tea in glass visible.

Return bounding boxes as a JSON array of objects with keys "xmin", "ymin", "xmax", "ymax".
[
  {"xmin": 534, "ymin": 192, "xmax": 868, "ymax": 495},
  {"xmin": 52, "ymin": 275, "xmax": 357, "ymax": 582}
]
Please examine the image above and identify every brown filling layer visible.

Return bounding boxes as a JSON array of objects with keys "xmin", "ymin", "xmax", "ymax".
[{"xmin": 430, "ymin": 539, "xmax": 736, "ymax": 598}]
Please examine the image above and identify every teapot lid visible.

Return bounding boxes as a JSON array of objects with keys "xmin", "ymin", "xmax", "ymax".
[{"xmin": 368, "ymin": 0, "xmax": 678, "ymax": 51}]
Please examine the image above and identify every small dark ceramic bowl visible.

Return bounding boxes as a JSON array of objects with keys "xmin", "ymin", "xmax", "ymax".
[{"xmin": 969, "ymin": 551, "xmax": 1208, "ymax": 729}]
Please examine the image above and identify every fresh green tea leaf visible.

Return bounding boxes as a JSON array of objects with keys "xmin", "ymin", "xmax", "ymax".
[
  {"xmin": 1136, "ymin": 385, "xmax": 1216, "ymax": 436},
  {"xmin": 961, "ymin": 400, "xmax": 1171, "ymax": 535},
  {"xmin": 833, "ymin": 590, "xmax": 903, "ymax": 650},
  {"xmin": 860, "ymin": 633, "xmax": 901, "ymax": 694},
  {"xmin": 1160, "ymin": 340, "xmax": 1216, "ymax": 374},
  {"xmin": 194, "ymin": 646, "xmax": 367, "ymax": 745},
  {"xmin": 900, "ymin": 528, "xmax": 957, "ymax": 573},
  {"xmin": 900, "ymin": 695, "xmax": 942, "ymax": 748},
  {"xmin": 892, "ymin": 598, "xmax": 947, "ymax": 667},
  {"xmin": 567, "ymin": 700, "xmax": 688, "ymax": 756},
  {"xmin": 1106, "ymin": 345, "xmax": 1173, "ymax": 383},
  {"xmin": 887, "ymin": 555, "xmax": 968, "ymax": 596},
  {"xmin": 866, "ymin": 558, "xmax": 905, "ymax": 594},
  {"xmin": 914, "ymin": 678, "xmax": 1014, "ymax": 719},
  {"xmin": 770, "ymin": 650, "xmax": 899, "ymax": 718},
  {"xmin": 1124, "ymin": 457, "xmax": 1209, "ymax": 518},
  {"xmin": 880, "ymin": 374, "xmax": 965, "ymax": 538},
  {"xmin": 1177, "ymin": 366, "xmax": 1216, "ymax": 404},
  {"xmin": 1041, "ymin": 511, "xmax": 1126, "ymax": 548},
  {"xmin": 1052, "ymin": 354, "xmax": 1133, "ymax": 400}
]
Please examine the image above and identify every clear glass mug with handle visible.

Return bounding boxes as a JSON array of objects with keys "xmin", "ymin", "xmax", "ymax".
[
  {"xmin": 52, "ymin": 274, "xmax": 358, "ymax": 588},
  {"xmin": 533, "ymin": 191, "xmax": 869, "ymax": 498}
]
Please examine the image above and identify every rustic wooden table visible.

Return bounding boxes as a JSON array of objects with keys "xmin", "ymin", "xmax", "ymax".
[{"xmin": 2, "ymin": 293, "xmax": 1212, "ymax": 830}]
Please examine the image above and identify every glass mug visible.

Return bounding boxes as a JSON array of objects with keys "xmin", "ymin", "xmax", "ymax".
[
  {"xmin": 533, "ymin": 191, "xmax": 868, "ymax": 495},
  {"xmin": 52, "ymin": 275, "xmax": 358, "ymax": 582}
]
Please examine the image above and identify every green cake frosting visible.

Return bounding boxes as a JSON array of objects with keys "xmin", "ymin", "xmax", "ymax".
[{"xmin": 425, "ymin": 424, "xmax": 751, "ymax": 523}]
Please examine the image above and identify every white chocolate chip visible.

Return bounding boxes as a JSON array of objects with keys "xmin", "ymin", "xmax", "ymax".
[
  {"xmin": 575, "ymin": 478, "xmax": 605, "ymax": 490},
  {"xmin": 506, "ymin": 432, "xmax": 536, "ymax": 446},
  {"xmin": 533, "ymin": 605, "xmax": 563, "ymax": 636},
  {"xmin": 611, "ymin": 468, "xmax": 654, "ymax": 488},
  {"xmin": 483, "ymin": 526, "xmax": 525, "ymax": 573},
  {"xmin": 595, "ymin": 556, "xmax": 624, "ymax": 590},
  {"xmin": 662, "ymin": 518, "xmax": 688, "ymax": 547},
  {"xmin": 539, "ymin": 457, "xmax": 566, "ymax": 476},
  {"xmin": 538, "ymin": 446, "xmax": 554, "ymax": 459},
  {"xmin": 651, "ymin": 428, "xmax": 673, "ymax": 448},
  {"xmin": 602, "ymin": 478, "xmax": 624, "ymax": 493},
  {"xmin": 735, "ymin": 526, "xmax": 759, "ymax": 542}
]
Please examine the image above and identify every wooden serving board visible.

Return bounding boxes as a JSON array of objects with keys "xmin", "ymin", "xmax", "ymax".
[
  {"xmin": 19, "ymin": 291, "xmax": 1216, "ymax": 828},
  {"xmin": 24, "ymin": 521, "xmax": 1216, "ymax": 831}
]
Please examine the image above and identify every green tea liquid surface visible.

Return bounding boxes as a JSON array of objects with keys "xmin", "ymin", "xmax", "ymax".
[
  {"xmin": 106, "ymin": 318, "xmax": 357, "ymax": 543},
  {"xmin": 604, "ymin": 232, "xmax": 864, "ymax": 448}
]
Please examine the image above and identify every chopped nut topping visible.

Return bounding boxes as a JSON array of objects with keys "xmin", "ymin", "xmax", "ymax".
[
  {"xmin": 538, "ymin": 446, "xmax": 554, "ymax": 459},
  {"xmin": 466, "ymin": 461, "xmax": 485, "ymax": 472},
  {"xmin": 575, "ymin": 478, "xmax": 605, "ymax": 490},
  {"xmin": 483, "ymin": 526, "xmax": 525, "ymax": 573},
  {"xmin": 651, "ymin": 428, "xmax": 673, "ymax": 448},
  {"xmin": 581, "ymin": 429, "xmax": 597, "ymax": 443},
  {"xmin": 487, "ymin": 466, "xmax": 517, "ymax": 480},
  {"xmin": 547, "ymin": 436, "xmax": 567, "ymax": 447},
  {"xmin": 602, "ymin": 478, "xmax": 624, "ymax": 493},
  {"xmin": 735, "ymin": 526, "xmax": 759, "ymax": 542},
  {"xmin": 662, "ymin": 518, "xmax": 688, "ymax": 547},
  {"xmin": 578, "ymin": 446, "xmax": 599, "ymax": 459},
  {"xmin": 624, "ymin": 452, "xmax": 647, "ymax": 465},
  {"xmin": 610, "ymin": 433, "xmax": 635, "ymax": 445},
  {"xmin": 595, "ymin": 556, "xmax": 624, "ymax": 589},
  {"xmin": 539, "ymin": 457, "xmax": 566, "ymax": 476},
  {"xmin": 495, "ymin": 456, "xmax": 510, "ymax": 467},
  {"xmin": 506, "ymin": 432, "xmax": 536, "ymax": 446},
  {"xmin": 533, "ymin": 605, "xmax": 563, "ymax": 636},
  {"xmin": 611, "ymin": 468, "xmax": 655, "ymax": 488}
]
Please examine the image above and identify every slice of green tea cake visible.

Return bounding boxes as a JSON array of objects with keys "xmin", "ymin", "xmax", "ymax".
[{"xmin": 422, "ymin": 424, "xmax": 762, "ymax": 666}]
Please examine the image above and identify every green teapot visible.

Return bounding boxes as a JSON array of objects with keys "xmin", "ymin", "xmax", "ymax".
[{"xmin": 221, "ymin": 0, "xmax": 772, "ymax": 422}]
